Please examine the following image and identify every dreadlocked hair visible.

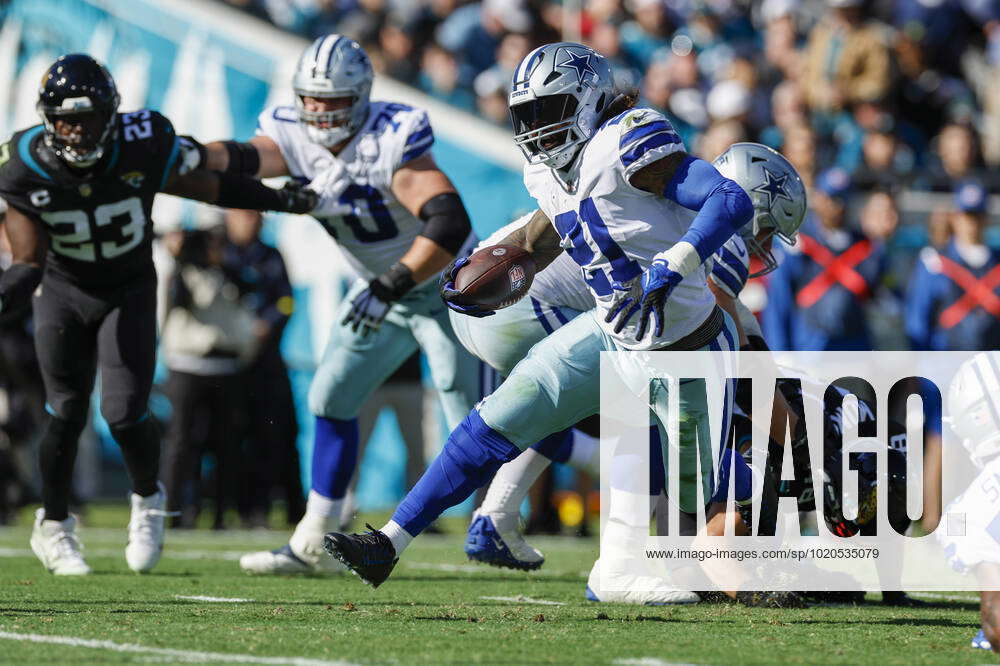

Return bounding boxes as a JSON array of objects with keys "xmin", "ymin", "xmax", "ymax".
[{"xmin": 598, "ymin": 89, "xmax": 639, "ymax": 125}]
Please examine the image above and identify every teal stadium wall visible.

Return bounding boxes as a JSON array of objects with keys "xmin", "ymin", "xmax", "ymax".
[{"xmin": 0, "ymin": 0, "xmax": 535, "ymax": 509}]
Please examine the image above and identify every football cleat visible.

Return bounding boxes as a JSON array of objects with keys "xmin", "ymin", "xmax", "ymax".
[
  {"xmin": 30, "ymin": 509, "xmax": 91, "ymax": 576},
  {"xmin": 125, "ymin": 482, "xmax": 173, "ymax": 573},
  {"xmin": 801, "ymin": 590, "xmax": 866, "ymax": 604},
  {"xmin": 464, "ymin": 510, "xmax": 544, "ymax": 571},
  {"xmin": 972, "ymin": 628, "xmax": 992, "ymax": 650},
  {"xmin": 881, "ymin": 591, "xmax": 929, "ymax": 607},
  {"xmin": 584, "ymin": 559, "xmax": 699, "ymax": 605},
  {"xmin": 240, "ymin": 545, "xmax": 314, "ymax": 575},
  {"xmin": 240, "ymin": 516, "xmax": 346, "ymax": 575},
  {"xmin": 735, "ymin": 590, "xmax": 807, "ymax": 609},
  {"xmin": 323, "ymin": 523, "xmax": 397, "ymax": 588}
]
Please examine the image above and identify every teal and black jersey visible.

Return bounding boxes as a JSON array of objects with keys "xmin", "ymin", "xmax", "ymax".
[{"xmin": 0, "ymin": 109, "xmax": 180, "ymax": 289}]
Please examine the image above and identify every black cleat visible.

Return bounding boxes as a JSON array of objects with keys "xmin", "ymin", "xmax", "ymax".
[
  {"xmin": 881, "ymin": 591, "xmax": 929, "ymax": 607},
  {"xmin": 736, "ymin": 590, "xmax": 808, "ymax": 608},
  {"xmin": 323, "ymin": 523, "xmax": 398, "ymax": 588}
]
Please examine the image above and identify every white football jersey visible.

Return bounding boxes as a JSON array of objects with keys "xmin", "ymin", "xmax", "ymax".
[
  {"xmin": 938, "ymin": 457, "xmax": 1000, "ymax": 574},
  {"xmin": 523, "ymin": 107, "xmax": 716, "ymax": 350},
  {"xmin": 257, "ymin": 101, "xmax": 434, "ymax": 280},
  {"xmin": 478, "ymin": 214, "xmax": 595, "ymax": 313}
]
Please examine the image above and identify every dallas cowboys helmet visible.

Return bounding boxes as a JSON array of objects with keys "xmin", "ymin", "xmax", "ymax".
[
  {"xmin": 713, "ymin": 142, "xmax": 806, "ymax": 277},
  {"xmin": 37, "ymin": 54, "xmax": 121, "ymax": 169},
  {"xmin": 293, "ymin": 34, "xmax": 373, "ymax": 147},
  {"xmin": 948, "ymin": 352, "xmax": 1000, "ymax": 468},
  {"xmin": 508, "ymin": 42, "xmax": 615, "ymax": 169}
]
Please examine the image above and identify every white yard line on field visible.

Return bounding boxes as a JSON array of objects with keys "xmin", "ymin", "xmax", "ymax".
[
  {"xmin": 0, "ymin": 631, "xmax": 357, "ymax": 666},
  {"xmin": 174, "ymin": 595, "xmax": 254, "ymax": 603},
  {"xmin": 479, "ymin": 595, "xmax": 566, "ymax": 606}
]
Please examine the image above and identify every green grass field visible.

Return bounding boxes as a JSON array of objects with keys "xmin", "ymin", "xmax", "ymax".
[{"xmin": 0, "ymin": 505, "xmax": 990, "ymax": 665}]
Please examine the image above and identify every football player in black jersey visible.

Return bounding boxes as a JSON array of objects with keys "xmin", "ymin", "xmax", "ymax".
[{"xmin": 0, "ymin": 54, "xmax": 317, "ymax": 575}]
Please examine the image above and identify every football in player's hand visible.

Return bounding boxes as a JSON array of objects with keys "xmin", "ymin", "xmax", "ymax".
[{"xmin": 451, "ymin": 245, "xmax": 536, "ymax": 310}]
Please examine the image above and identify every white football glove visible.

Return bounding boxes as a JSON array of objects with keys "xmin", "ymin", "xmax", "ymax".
[
  {"xmin": 308, "ymin": 160, "xmax": 355, "ymax": 218},
  {"xmin": 176, "ymin": 136, "xmax": 204, "ymax": 175}
]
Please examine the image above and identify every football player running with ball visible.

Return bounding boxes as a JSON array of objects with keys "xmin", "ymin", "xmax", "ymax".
[
  {"xmin": 324, "ymin": 43, "xmax": 759, "ymax": 589},
  {"xmin": 196, "ymin": 35, "xmax": 479, "ymax": 575},
  {"xmin": 459, "ymin": 143, "xmax": 807, "ymax": 605},
  {"xmin": 0, "ymin": 54, "xmax": 317, "ymax": 576}
]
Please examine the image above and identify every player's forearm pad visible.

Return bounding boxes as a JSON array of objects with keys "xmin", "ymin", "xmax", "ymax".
[
  {"xmin": 418, "ymin": 192, "xmax": 472, "ymax": 255},
  {"xmin": 371, "ymin": 261, "xmax": 416, "ymax": 302},
  {"xmin": 222, "ymin": 141, "xmax": 261, "ymax": 177},
  {"xmin": 215, "ymin": 172, "xmax": 285, "ymax": 211},
  {"xmin": 0, "ymin": 263, "xmax": 42, "ymax": 314}
]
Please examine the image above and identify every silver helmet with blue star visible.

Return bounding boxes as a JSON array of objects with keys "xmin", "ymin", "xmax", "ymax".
[
  {"xmin": 948, "ymin": 352, "xmax": 1000, "ymax": 468},
  {"xmin": 713, "ymin": 142, "xmax": 806, "ymax": 277},
  {"xmin": 292, "ymin": 34, "xmax": 373, "ymax": 147},
  {"xmin": 508, "ymin": 42, "xmax": 615, "ymax": 169}
]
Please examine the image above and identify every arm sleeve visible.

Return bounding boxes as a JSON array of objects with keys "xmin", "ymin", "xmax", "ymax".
[{"xmin": 661, "ymin": 155, "xmax": 754, "ymax": 270}]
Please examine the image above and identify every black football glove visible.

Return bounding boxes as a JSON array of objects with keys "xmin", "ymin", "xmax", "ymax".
[
  {"xmin": 277, "ymin": 180, "xmax": 320, "ymax": 215},
  {"xmin": 343, "ymin": 262, "xmax": 415, "ymax": 335}
]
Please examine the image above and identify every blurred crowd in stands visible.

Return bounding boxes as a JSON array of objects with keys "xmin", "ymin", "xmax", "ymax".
[
  {"xmin": 4, "ymin": 0, "xmax": 1000, "ymax": 524},
  {"xmin": 219, "ymin": 0, "xmax": 1000, "ymax": 193}
]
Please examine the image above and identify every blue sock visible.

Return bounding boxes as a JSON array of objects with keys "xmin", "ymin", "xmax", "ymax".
[
  {"xmin": 392, "ymin": 410, "xmax": 522, "ymax": 536},
  {"xmin": 311, "ymin": 416, "xmax": 359, "ymax": 499},
  {"xmin": 530, "ymin": 429, "xmax": 574, "ymax": 463},
  {"xmin": 711, "ymin": 448, "xmax": 753, "ymax": 503}
]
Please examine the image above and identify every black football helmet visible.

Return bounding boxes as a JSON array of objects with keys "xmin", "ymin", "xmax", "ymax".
[{"xmin": 37, "ymin": 54, "xmax": 120, "ymax": 169}]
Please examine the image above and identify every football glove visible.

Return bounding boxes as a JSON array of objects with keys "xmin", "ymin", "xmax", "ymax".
[
  {"xmin": 177, "ymin": 135, "xmax": 205, "ymax": 175},
  {"xmin": 342, "ymin": 262, "xmax": 415, "ymax": 335},
  {"xmin": 606, "ymin": 259, "xmax": 683, "ymax": 341},
  {"xmin": 439, "ymin": 256, "xmax": 495, "ymax": 318},
  {"xmin": 277, "ymin": 180, "xmax": 320, "ymax": 215},
  {"xmin": 308, "ymin": 160, "xmax": 355, "ymax": 218}
]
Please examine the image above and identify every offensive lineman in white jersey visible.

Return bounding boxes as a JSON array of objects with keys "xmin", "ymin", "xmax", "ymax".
[
  {"xmin": 323, "ymin": 43, "xmax": 762, "ymax": 589},
  {"xmin": 458, "ymin": 144, "xmax": 807, "ymax": 605},
  {"xmin": 196, "ymin": 35, "xmax": 478, "ymax": 574}
]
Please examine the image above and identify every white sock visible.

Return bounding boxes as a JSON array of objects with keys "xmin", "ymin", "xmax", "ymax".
[
  {"xmin": 380, "ymin": 520, "xmax": 413, "ymax": 556},
  {"xmin": 480, "ymin": 448, "xmax": 550, "ymax": 514},
  {"xmin": 567, "ymin": 429, "xmax": 600, "ymax": 474},
  {"xmin": 303, "ymin": 490, "xmax": 342, "ymax": 532}
]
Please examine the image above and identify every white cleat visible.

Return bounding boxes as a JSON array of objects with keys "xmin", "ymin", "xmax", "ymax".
[
  {"xmin": 125, "ymin": 482, "xmax": 171, "ymax": 573},
  {"xmin": 585, "ymin": 559, "xmax": 699, "ymax": 605},
  {"xmin": 240, "ymin": 516, "xmax": 345, "ymax": 575},
  {"xmin": 30, "ymin": 509, "xmax": 91, "ymax": 576}
]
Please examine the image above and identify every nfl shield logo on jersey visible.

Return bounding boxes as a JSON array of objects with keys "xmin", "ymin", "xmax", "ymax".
[{"xmin": 508, "ymin": 264, "xmax": 526, "ymax": 291}]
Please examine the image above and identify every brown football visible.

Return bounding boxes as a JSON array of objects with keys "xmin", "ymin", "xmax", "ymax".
[{"xmin": 451, "ymin": 244, "xmax": 536, "ymax": 310}]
